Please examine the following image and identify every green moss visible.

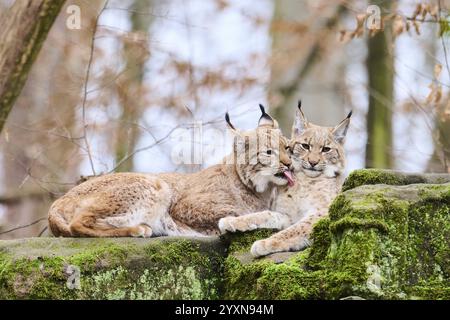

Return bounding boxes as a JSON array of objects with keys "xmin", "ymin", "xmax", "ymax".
[
  {"xmin": 305, "ymin": 218, "xmax": 331, "ymax": 269},
  {"xmin": 221, "ymin": 229, "xmax": 275, "ymax": 254},
  {"xmin": 221, "ymin": 181, "xmax": 450, "ymax": 300},
  {"xmin": 342, "ymin": 169, "xmax": 450, "ymax": 192},
  {"xmin": 81, "ymin": 265, "xmax": 214, "ymax": 300},
  {"xmin": 329, "ymin": 217, "xmax": 388, "ymax": 234},
  {"xmin": 223, "ymin": 255, "xmax": 273, "ymax": 299},
  {"xmin": 0, "ymin": 238, "xmax": 225, "ymax": 300},
  {"xmin": 343, "ymin": 169, "xmax": 407, "ymax": 191}
]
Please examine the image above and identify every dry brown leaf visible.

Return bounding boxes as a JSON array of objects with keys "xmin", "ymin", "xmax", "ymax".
[
  {"xmin": 338, "ymin": 30, "xmax": 354, "ymax": 43},
  {"xmin": 421, "ymin": 4, "xmax": 430, "ymax": 20},
  {"xmin": 413, "ymin": 20, "xmax": 421, "ymax": 35},
  {"xmin": 411, "ymin": 3, "xmax": 423, "ymax": 20},
  {"xmin": 426, "ymin": 83, "xmax": 443, "ymax": 105},
  {"xmin": 434, "ymin": 64, "xmax": 443, "ymax": 78},
  {"xmin": 430, "ymin": 4, "xmax": 439, "ymax": 20},
  {"xmin": 393, "ymin": 15, "xmax": 405, "ymax": 37}
]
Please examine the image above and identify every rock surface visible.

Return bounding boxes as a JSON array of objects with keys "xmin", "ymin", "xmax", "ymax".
[
  {"xmin": 0, "ymin": 169, "xmax": 449, "ymax": 299},
  {"xmin": 0, "ymin": 237, "xmax": 225, "ymax": 299}
]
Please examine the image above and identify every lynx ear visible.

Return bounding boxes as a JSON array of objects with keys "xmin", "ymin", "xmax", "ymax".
[
  {"xmin": 292, "ymin": 100, "xmax": 308, "ymax": 137},
  {"xmin": 258, "ymin": 104, "xmax": 278, "ymax": 128},
  {"xmin": 225, "ymin": 112, "xmax": 238, "ymax": 133},
  {"xmin": 332, "ymin": 111, "xmax": 352, "ymax": 144}
]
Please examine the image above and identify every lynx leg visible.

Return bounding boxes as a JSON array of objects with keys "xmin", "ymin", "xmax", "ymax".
[
  {"xmin": 251, "ymin": 212, "xmax": 327, "ymax": 257},
  {"xmin": 218, "ymin": 210, "xmax": 291, "ymax": 234},
  {"xmin": 70, "ymin": 211, "xmax": 153, "ymax": 238}
]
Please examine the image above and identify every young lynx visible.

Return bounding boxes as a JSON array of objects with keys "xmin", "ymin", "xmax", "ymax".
[
  {"xmin": 48, "ymin": 106, "xmax": 295, "ymax": 238},
  {"xmin": 219, "ymin": 102, "xmax": 351, "ymax": 257}
]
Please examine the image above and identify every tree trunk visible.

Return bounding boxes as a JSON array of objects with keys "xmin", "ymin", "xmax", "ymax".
[
  {"xmin": 427, "ymin": 102, "xmax": 450, "ymax": 172},
  {"xmin": 0, "ymin": 1, "xmax": 103, "ymax": 239},
  {"xmin": 365, "ymin": 1, "xmax": 394, "ymax": 169},
  {"xmin": 269, "ymin": 1, "xmax": 345, "ymax": 134},
  {"xmin": 114, "ymin": 0, "xmax": 155, "ymax": 172},
  {"xmin": 0, "ymin": 0, "xmax": 66, "ymax": 133}
]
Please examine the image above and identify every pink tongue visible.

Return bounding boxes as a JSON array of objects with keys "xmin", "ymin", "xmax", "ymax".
[{"xmin": 283, "ymin": 171, "xmax": 295, "ymax": 187}]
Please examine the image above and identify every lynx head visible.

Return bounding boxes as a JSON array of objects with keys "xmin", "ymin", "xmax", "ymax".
[
  {"xmin": 225, "ymin": 105, "xmax": 294, "ymax": 193},
  {"xmin": 290, "ymin": 101, "xmax": 351, "ymax": 178}
]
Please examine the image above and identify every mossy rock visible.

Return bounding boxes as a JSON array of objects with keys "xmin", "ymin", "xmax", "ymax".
[
  {"xmin": 1, "ymin": 170, "xmax": 449, "ymax": 300},
  {"xmin": 0, "ymin": 237, "xmax": 226, "ymax": 300},
  {"xmin": 343, "ymin": 169, "xmax": 450, "ymax": 191},
  {"xmin": 222, "ymin": 181, "xmax": 450, "ymax": 300}
]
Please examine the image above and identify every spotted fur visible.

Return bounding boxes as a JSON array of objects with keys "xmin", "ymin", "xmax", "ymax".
[
  {"xmin": 219, "ymin": 102, "xmax": 351, "ymax": 257},
  {"xmin": 48, "ymin": 110, "xmax": 293, "ymax": 238}
]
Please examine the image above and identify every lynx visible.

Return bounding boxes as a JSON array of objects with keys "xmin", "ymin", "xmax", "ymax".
[
  {"xmin": 48, "ymin": 106, "xmax": 295, "ymax": 238},
  {"xmin": 219, "ymin": 102, "xmax": 351, "ymax": 257}
]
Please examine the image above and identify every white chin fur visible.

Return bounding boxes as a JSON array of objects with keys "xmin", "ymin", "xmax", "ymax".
[
  {"xmin": 324, "ymin": 164, "xmax": 341, "ymax": 178},
  {"xmin": 272, "ymin": 176, "xmax": 288, "ymax": 186},
  {"xmin": 302, "ymin": 169, "xmax": 322, "ymax": 178},
  {"xmin": 252, "ymin": 174, "xmax": 270, "ymax": 193},
  {"xmin": 252, "ymin": 173, "xmax": 287, "ymax": 193}
]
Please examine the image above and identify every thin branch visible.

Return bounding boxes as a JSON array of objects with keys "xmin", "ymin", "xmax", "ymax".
[
  {"xmin": 81, "ymin": 1, "xmax": 109, "ymax": 176},
  {"xmin": 438, "ymin": 0, "xmax": 450, "ymax": 79},
  {"xmin": 0, "ymin": 218, "xmax": 47, "ymax": 236},
  {"xmin": 0, "ymin": 191, "xmax": 56, "ymax": 205},
  {"xmin": 277, "ymin": 5, "xmax": 345, "ymax": 104},
  {"xmin": 38, "ymin": 226, "xmax": 48, "ymax": 237},
  {"xmin": 110, "ymin": 125, "xmax": 181, "ymax": 173}
]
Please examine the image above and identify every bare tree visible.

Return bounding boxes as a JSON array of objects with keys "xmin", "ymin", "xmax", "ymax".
[
  {"xmin": 0, "ymin": 0, "xmax": 66, "ymax": 133},
  {"xmin": 365, "ymin": 0, "xmax": 394, "ymax": 168},
  {"xmin": 269, "ymin": 1, "xmax": 346, "ymax": 134},
  {"xmin": 115, "ymin": 0, "xmax": 156, "ymax": 172}
]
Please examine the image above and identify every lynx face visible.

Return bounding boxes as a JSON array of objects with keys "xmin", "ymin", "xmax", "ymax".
[
  {"xmin": 290, "ymin": 105, "xmax": 351, "ymax": 178},
  {"xmin": 227, "ymin": 105, "xmax": 295, "ymax": 193}
]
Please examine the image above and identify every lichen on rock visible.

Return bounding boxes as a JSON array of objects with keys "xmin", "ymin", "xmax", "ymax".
[
  {"xmin": 0, "ymin": 237, "xmax": 225, "ymax": 299},
  {"xmin": 221, "ymin": 169, "xmax": 450, "ymax": 300}
]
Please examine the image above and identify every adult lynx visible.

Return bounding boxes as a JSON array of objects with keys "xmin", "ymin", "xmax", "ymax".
[
  {"xmin": 219, "ymin": 102, "xmax": 351, "ymax": 257},
  {"xmin": 48, "ymin": 107, "xmax": 295, "ymax": 238}
]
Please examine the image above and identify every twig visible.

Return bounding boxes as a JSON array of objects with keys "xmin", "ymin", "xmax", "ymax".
[
  {"xmin": 0, "ymin": 218, "xmax": 47, "ymax": 236},
  {"xmin": 81, "ymin": 1, "xmax": 109, "ymax": 176},
  {"xmin": 38, "ymin": 226, "xmax": 48, "ymax": 237},
  {"xmin": 110, "ymin": 125, "xmax": 181, "ymax": 173},
  {"xmin": 0, "ymin": 191, "xmax": 56, "ymax": 205},
  {"xmin": 438, "ymin": 1, "xmax": 450, "ymax": 79}
]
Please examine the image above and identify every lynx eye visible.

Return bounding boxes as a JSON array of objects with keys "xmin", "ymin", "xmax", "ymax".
[
  {"xmin": 322, "ymin": 146, "xmax": 331, "ymax": 153},
  {"xmin": 301, "ymin": 144, "xmax": 310, "ymax": 151},
  {"xmin": 266, "ymin": 150, "xmax": 272, "ymax": 155}
]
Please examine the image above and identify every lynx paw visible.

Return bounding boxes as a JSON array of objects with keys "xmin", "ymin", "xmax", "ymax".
[
  {"xmin": 219, "ymin": 217, "xmax": 256, "ymax": 234},
  {"xmin": 250, "ymin": 239, "xmax": 275, "ymax": 257},
  {"xmin": 130, "ymin": 224, "xmax": 153, "ymax": 238},
  {"xmin": 251, "ymin": 237, "xmax": 312, "ymax": 257},
  {"xmin": 218, "ymin": 217, "xmax": 236, "ymax": 234}
]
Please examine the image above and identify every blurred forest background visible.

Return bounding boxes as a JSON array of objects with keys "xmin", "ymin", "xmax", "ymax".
[{"xmin": 0, "ymin": 0, "xmax": 449, "ymax": 239}]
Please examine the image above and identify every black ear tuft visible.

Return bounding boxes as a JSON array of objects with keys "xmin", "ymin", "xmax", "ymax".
[
  {"xmin": 298, "ymin": 100, "xmax": 302, "ymax": 110},
  {"xmin": 346, "ymin": 110, "xmax": 353, "ymax": 119},
  {"xmin": 258, "ymin": 104, "xmax": 276, "ymax": 127},
  {"xmin": 259, "ymin": 104, "xmax": 267, "ymax": 116},
  {"xmin": 258, "ymin": 104, "xmax": 274, "ymax": 125},
  {"xmin": 225, "ymin": 112, "xmax": 236, "ymax": 130}
]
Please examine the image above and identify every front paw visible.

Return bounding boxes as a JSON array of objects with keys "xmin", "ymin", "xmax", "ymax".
[
  {"xmin": 218, "ymin": 217, "xmax": 236, "ymax": 234},
  {"xmin": 131, "ymin": 224, "xmax": 153, "ymax": 238},
  {"xmin": 251, "ymin": 237, "xmax": 311, "ymax": 257},
  {"xmin": 251, "ymin": 239, "xmax": 275, "ymax": 257}
]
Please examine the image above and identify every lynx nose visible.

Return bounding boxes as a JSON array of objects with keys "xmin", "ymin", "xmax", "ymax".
[{"xmin": 309, "ymin": 160, "xmax": 319, "ymax": 168}]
